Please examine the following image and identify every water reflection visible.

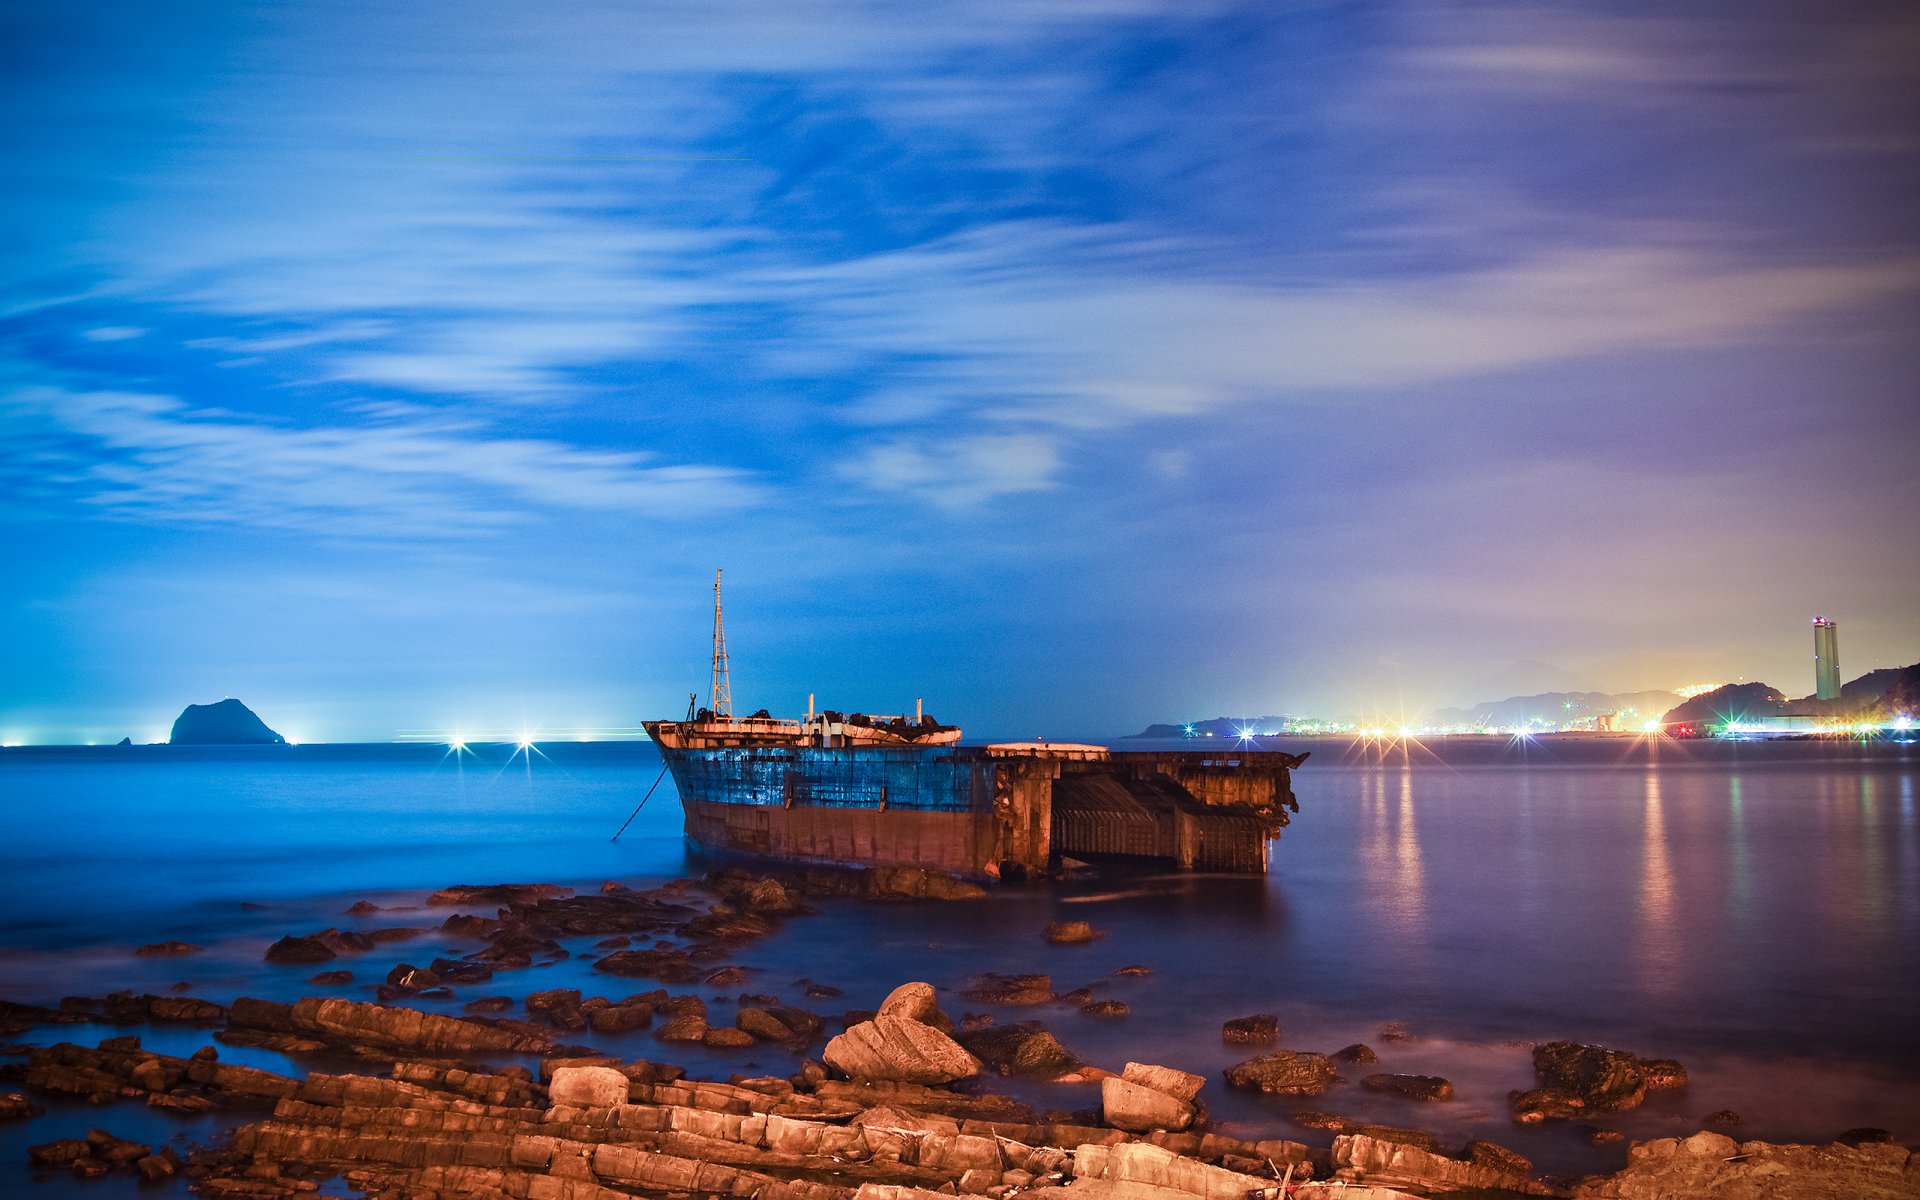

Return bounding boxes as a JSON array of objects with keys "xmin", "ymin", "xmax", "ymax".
[
  {"xmin": 1638, "ymin": 771, "xmax": 1677, "ymax": 992},
  {"xmin": 1395, "ymin": 767, "xmax": 1427, "ymax": 935},
  {"xmin": 1727, "ymin": 776, "xmax": 1752, "ymax": 923}
]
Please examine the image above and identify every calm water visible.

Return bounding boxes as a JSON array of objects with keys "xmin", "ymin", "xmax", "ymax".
[{"xmin": 2, "ymin": 736, "xmax": 1917, "ymax": 1192}]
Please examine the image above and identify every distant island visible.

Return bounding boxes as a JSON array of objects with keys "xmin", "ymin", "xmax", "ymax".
[
  {"xmin": 169, "ymin": 698, "xmax": 285, "ymax": 745},
  {"xmin": 1126, "ymin": 716, "xmax": 1288, "ymax": 739}
]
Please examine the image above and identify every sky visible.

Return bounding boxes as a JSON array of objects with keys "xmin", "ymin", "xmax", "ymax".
[{"xmin": 3, "ymin": 1, "xmax": 1918, "ymax": 744}]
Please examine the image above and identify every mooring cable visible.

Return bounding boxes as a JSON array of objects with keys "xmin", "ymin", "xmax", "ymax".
[{"xmin": 611, "ymin": 762, "xmax": 670, "ymax": 841}]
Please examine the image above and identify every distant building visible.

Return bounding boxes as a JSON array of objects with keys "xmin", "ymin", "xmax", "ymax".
[{"xmin": 1813, "ymin": 618, "xmax": 1840, "ymax": 700}]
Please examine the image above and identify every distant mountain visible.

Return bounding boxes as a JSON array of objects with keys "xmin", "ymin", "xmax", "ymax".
[
  {"xmin": 1125, "ymin": 716, "xmax": 1286, "ymax": 739},
  {"xmin": 1427, "ymin": 690, "xmax": 1680, "ymax": 730},
  {"xmin": 169, "ymin": 698, "xmax": 284, "ymax": 745},
  {"xmin": 1662, "ymin": 664, "xmax": 1919, "ymax": 726},
  {"xmin": 1660, "ymin": 683, "xmax": 1789, "ymax": 727},
  {"xmin": 1869, "ymin": 664, "xmax": 1920, "ymax": 717}
]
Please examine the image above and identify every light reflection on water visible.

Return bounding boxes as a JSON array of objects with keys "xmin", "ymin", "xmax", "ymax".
[{"xmin": 1638, "ymin": 772, "xmax": 1677, "ymax": 994}]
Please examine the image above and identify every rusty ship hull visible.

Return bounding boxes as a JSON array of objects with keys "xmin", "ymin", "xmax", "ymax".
[{"xmin": 645, "ymin": 725, "xmax": 1307, "ymax": 878}]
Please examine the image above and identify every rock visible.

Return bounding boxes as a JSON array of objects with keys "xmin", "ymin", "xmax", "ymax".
[
  {"xmin": 867, "ymin": 867, "xmax": 988, "ymax": 901},
  {"xmin": 589, "ymin": 1003, "xmax": 653, "ymax": 1034},
  {"xmin": 345, "ymin": 900, "xmax": 380, "ymax": 915},
  {"xmin": 955, "ymin": 1023, "xmax": 1078, "ymax": 1078},
  {"xmin": 1115, "ymin": 965, "xmax": 1153, "ymax": 977},
  {"xmin": 736, "ymin": 1007, "xmax": 796, "ymax": 1042},
  {"xmin": 1122, "ymin": 1061, "xmax": 1205, "ymax": 1102},
  {"xmin": 1290, "ymin": 1109, "xmax": 1348, "ymax": 1131},
  {"xmin": 805, "ymin": 983, "xmax": 844, "ymax": 998},
  {"xmin": 464, "ymin": 996, "xmax": 513, "ymax": 1014},
  {"xmin": 264, "ymin": 935, "xmax": 335, "ymax": 964},
  {"xmin": 1463, "ymin": 1139, "xmax": 1533, "ymax": 1176},
  {"xmin": 1838, "ymin": 1127, "xmax": 1897, "ymax": 1146},
  {"xmin": 1334, "ymin": 1133, "xmax": 1556, "ymax": 1196},
  {"xmin": 1516, "ymin": 1042, "xmax": 1686, "ymax": 1121},
  {"xmin": 227, "ymin": 994, "xmax": 553, "ymax": 1055},
  {"xmin": 1704, "ymin": 1110, "xmax": 1741, "ymax": 1127},
  {"xmin": 1224, "ymin": 1050, "xmax": 1339, "ymax": 1095},
  {"xmin": 135, "ymin": 1149, "xmax": 182, "ymax": 1181},
  {"xmin": 1, "ymin": 1092, "xmax": 44, "ymax": 1119},
  {"xmin": 1333, "ymin": 1043, "xmax": 1379, "ymax": 1064},
  {"xmin": 1080, "ymin": 1000, "xmax": 1129, "ymax": 1018},
  {"xmin": 134, "ymin": 942, "xmax": 201, "ymax": 957},
  {"xmin": 308, "ymin": 970, "xmax": 353, "ymax": 984},
  {"xmin": 548, "ymin": 1066, "xmax": 630, "ymax": 1108},
  {"xmin": 823, "ymin": 1014, "xmax": 981, "ymax": 1084},
  {"xmin": 680, "ymin": 910, "xmax": 774, "ymax": 942},
  {"xmin": 86, "ymin": 1128, "xmax": 150, "ymax": 1166},
  {"xmin": 593, "ymin": 948, "xmax": 705, "ymax": 984},
  {"xmin": 703, "ymin": 966, "xmax": 754, "ymax": 988},
  {"xmin": 1362, "ymin": 1073, "xmax": 1453, "ymax": 1101},
  {"xmin": 1222, "ymin": 1013, "xmax": 1280, "ymax": 1044},
  {"xmin": 1378, "ymin": 1021, "xmax": 1416, "ymax": 1043},
  {"xmin": 960, "ymin": 974, "xmax": 1054, "ymax": 1005},
  {"xmin": 426, "ymin": 883, "xmax": 570, "ymax": 907},
  {"xmin": 440, "ymin": 914, "xmax": 502, "ymax": 938},
  {"xmin": 1571, "ymin": 1132, "xmax": 1917, "ymax": 1199},
  {"xmin": 1576, "ymin": 1125, "xmax": 1627, "ymax": 1146},
  {"xmin": 739, "ymin": 878, "xmax": 797, "ymax": 914},
  {"xmin": 28, "ymin": 1139, "xmax": 92, "ymax": 1166},
  {"xmin": 1044, "ymin": 921, "xmax": 1099, "ymax": 944},
  {"xmin": 430, "ymin": 957, "xmax": 495, "ymax": 984},
  {"xmin": 655, "ymin": 1014, "xmax": 709, "ymax": 1043},
  {"xmin": 1101, "ymin": 1077, "xmax": 1194, "ymax": 1133},
  {"xmin": 385, "ymin": 963, "xmax": 443, "ymax": 990},
  {"xmin": 878, "ymin": 982, "xmax": 953, "ymax": 1032},
  {"xmin": 703, "ymin": 1027, "xmax": 756, "ymax": 1049},
  {"xmin": 169, "ymin": 698, "xmax": 283, "ymax": 745}
]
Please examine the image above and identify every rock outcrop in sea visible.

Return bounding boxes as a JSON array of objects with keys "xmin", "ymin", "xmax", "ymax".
[{"xmin": 168, "ymin": 698, "xmax": 284, "ymax": 745}]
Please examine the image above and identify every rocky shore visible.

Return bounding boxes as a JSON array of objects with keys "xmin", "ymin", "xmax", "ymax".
[{"xmin": 3, "ymin": 870, "xmax": 1914, "ymax": 1200}]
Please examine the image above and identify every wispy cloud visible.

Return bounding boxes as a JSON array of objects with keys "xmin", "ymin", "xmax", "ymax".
[{"xmin": 1, "ymin": 384, "xmax": 762, "ymax": 536}]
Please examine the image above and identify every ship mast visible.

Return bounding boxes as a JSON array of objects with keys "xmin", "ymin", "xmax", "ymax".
[{"xmin": 710, "ymin": 568, "xmax": 733, "ymax": 720}]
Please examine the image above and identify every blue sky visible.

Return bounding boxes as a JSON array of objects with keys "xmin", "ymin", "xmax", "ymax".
[{"xmin": 4, "ymin": 1, "xmax": 1918, "ymax": 742}]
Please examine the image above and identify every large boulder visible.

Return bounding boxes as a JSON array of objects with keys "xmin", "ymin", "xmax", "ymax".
[
  {"xmin": 823, "ymin": 1014, "xmax": 980, "ymax": 1084},
  {"xmin": 1224, "ymin": 1050, "xmax": 1339, "ymax": 1095},
  {"xmin": 1514, "ymin": 1042, "xmax": 1686, "ymax": 1121},
  {"xmin": 1102, "ymin": 1077, "xmax": 1195, "ymax": 1133},
  {"xmin": 548, "ymin": 1066, "xmax": 630, "ymax": 1108},
  {"xmin": 1101, "ymin": 1062, "xmax": 1206, "ymax": 1134}
]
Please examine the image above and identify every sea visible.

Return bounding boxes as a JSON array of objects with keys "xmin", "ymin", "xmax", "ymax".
[{"xmin": 2, "ymin": 735, "xmax": 1917, "ymax": 1195}]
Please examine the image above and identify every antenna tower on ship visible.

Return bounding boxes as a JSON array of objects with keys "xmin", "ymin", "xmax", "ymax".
[{"xmin": 710, "ymin": 568, "xmax": 733, "ymax": 719}]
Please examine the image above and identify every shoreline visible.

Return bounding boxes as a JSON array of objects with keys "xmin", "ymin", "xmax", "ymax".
[{"xmin": 4, "ymin": 869, "xmax": 1916, "ymax": 1198}]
